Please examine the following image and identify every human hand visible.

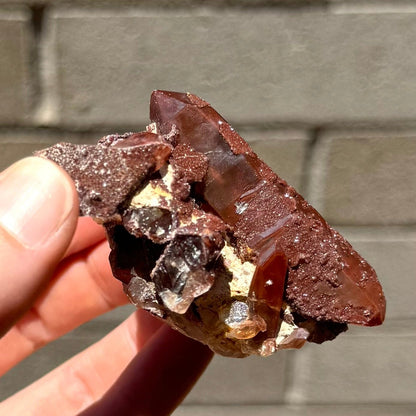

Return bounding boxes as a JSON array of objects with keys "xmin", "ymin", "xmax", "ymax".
[{"xmin": 0, "ymin": 157, "xmax": 213, "ymax": 415}]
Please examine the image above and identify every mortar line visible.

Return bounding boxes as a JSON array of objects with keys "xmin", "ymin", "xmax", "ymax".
[
  {"xmin": 27, "ymin": 4, "xmax": 46, "ymax": 114},
  {"xmin": 300, "ymin": 126, "xmax": 321, "ymax": 198}
]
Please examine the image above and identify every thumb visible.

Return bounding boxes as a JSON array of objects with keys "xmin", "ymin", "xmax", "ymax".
[{"xmin": 0, "ymin": 157, "xmax": 79, "ymax": 336}]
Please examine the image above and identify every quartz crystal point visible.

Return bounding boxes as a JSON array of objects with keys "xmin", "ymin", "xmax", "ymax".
[{"xmin": 150, "ymin": 90, "xmax": 386, "ymax": 327}]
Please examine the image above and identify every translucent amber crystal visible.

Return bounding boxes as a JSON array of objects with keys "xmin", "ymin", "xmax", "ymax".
[
  {"xmin": 224, "ymin": 301, "xmax": 267, "ymax": 340},
  {"xmin": 248, "ymin": 244, "xmax": 288, "ymax": 337}
]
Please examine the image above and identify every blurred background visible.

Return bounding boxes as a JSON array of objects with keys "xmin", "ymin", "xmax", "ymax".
[{"xmin": 0, "ymin": 1, "xmax": 415, "ymax": 415}]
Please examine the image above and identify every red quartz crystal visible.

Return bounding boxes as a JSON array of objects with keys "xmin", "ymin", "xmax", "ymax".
[
  {"xmin": 37, "ymin": 91, "xmax": 386, "ymax": 357},
  {"xmin": 250, "ymin": 246, "xmax": 287, "ymax": 314},
  {"xmin": 150, "ymin": 90, "xmax": 386, "ymax": 327}
]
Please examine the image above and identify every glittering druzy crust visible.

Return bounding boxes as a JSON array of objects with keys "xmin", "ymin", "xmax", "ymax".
[
  {"xmin": 150, "ymin": 90, "xmax": 386, "ymax": 327},
  {"xmin": 37, "ymin": 132, "xmax": 171, "ymax": 222}
]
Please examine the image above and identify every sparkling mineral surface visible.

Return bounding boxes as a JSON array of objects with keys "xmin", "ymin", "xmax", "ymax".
[{"xmin": 36, "ymin": 90, "xmax": 386, "ymax": 357}]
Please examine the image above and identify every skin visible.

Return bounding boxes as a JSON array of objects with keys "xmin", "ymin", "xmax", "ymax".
[{"xmin": 0, "ymin": 157, "xmax": 213, "ymax": 416}]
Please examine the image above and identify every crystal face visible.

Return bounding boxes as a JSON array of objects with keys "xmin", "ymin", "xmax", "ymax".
[
  {"xmin": 152, "ymin": 233, "xmax": 221, "ymax": 314},
  {"xmin": 150, "ymin": 90, "xmax": 386, "ymax": 327},
  {"xmin": 123, "ymin": 206, "xmax": 173, "ymax": 243},
  {"xmin": 225, "ymin": 301, "xmax": 267, "ymax": 340}
]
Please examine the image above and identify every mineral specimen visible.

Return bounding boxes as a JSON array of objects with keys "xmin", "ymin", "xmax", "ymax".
[{"xmin": 36, "ymin": 91, "xmax": 386, "ymax": 357}]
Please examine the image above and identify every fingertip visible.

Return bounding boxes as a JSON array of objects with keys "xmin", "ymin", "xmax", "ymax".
[
  {"xmin": 31, "ymin": 155, "xmax": 80, "ymax": 219},
  {"xmin": 0, "ymin": 156, "xmax": 79, "ymax": 249}
]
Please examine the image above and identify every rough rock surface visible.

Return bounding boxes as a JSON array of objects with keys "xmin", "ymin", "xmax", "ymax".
[{"xmin": 36, "ymin": 91, "xmax": 385, "ymax": 357}]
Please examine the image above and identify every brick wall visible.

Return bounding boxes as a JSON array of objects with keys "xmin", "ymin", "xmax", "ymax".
[{"xmin": 1, "ymin": 1, "xmax": 415, "ymax": 415}]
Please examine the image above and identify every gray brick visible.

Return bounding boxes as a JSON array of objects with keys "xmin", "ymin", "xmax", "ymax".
[
  {"xmin": 329, "ymin": 1, "xmax": 416, "ymax": 11},
  {"xmin": 287, "ymin": 320, "xmax": 416, "ymax": 404},
  {"xmin": 0, "ymin": 10, "xmax": 31, "ymax": 124},
  {"xmin": 48, "ymin": 9, "xmax": 416, "ymax": 128},
  {"xmin": 309, "ymin": 131, "xmax": 416, "ymax": 225},
  {"xmin": 286, "ymin": 225, "xmax": 416, "ymax": 404},
  {"xmin": 174, "ymin": 404, "xmax": 416, "ymax": 416},
  {"xmin": 340, "ymin": 227, "xmax": 416, "ymax": 321},
  {"xmin": 0, "ymin": 130, "xmax": 111, "ymax": 172},
  {"xmin": 243, "ymin": 129, "xmax": 309, "ymax": 191},
  {"xmin": 184, "ymin": 351, "xmax": 289, "ymax": 404},
  {"xmin": 0, "ymin": 1, "xmax": 330, "ymax": 4},
  {"xmin": 0, "ymin": 137, "xmax": 58, "ymax": 172},
  {"xmin": 0, "ymin": 128, "xmax": 308, "ymax": 189}
]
